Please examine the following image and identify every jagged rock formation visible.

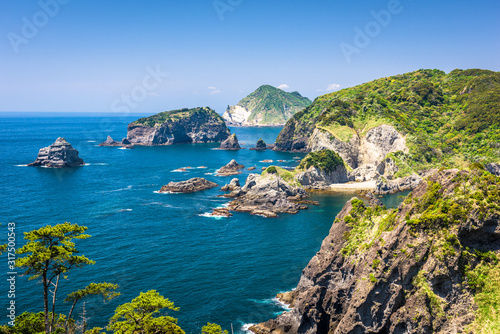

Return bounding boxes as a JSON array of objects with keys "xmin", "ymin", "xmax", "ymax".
[
  {"xmin": 225, "ymin": 173, "xmax": 309, "ymax": 218},
  {"xmin": 223, "ymin": 85, "xmax": 312, "ymax": 126},
  {"xmin": 127, "ymin": 107, "xmax": 230, "ymax": 145},
  {"xmin": 28, "ymin": 138, "xmax": 84, "ymax": 168},
  {"xmin": 221, "ymin": 178, "xmax": 240, "ymax": 191},
  {"xmin": 158, "ymin": 178, "xmax": 218, "ymax": 193},
  {"xmin": 99, "ymin": 136, "xmax": 134, "ymax": 148},
  {"xmin": 250, "ymin": 169, "xmax": 500, "ymax": 333},
  {"xmin": 99, "ymin": 135, "xmax": 121, "ymax": 147},
  {"xmin": 216, "ymin": 160, "xmax": 245, "ymax": 176},
  {"xmin": 374, "ymin": 174, "xmax": 423, "ymax": 195},
  {"xmin": 219, "ymin": 134, "xmax": 241, "ymax": 150}
]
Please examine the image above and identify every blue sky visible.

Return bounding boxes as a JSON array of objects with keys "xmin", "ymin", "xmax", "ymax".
[{"xmin": 1, "ymin": 0, "xmax": 499, "ymax": 114}]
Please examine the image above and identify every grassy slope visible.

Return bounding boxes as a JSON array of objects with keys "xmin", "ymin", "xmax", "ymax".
[
  {"xmin": 278, "ymin": 69, "xmax": 500, "ymax": 174},
  {"xmin": 238, "ymin": 85, "xmax": 312, "ymax": 124}
]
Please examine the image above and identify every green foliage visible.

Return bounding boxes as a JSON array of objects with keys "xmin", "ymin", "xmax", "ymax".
[
  {"xmin": 0, "ymin": 312, "xmax": 71, "ymax": 334},
  {"xmin": 279, "ymin": 69, "xmax": 500, "ymax": 171},
  {"xmin": 413, "ymin": 271, "xmax": 444, "ymax": 318},
  {"xmin": 266, "ymin": 166, "xmax": 277, "ymax": 174},
  {"xmin": 341, "ymin": 199, "xmax": 396, "ymax": 257},
  {"xmin": 237, "ymin": 85, "xmax": 312, "ymax": 125},
  {"xmin": 16, "ymin": 222, "xmax": 95, "ymax": 334},
  {"xmin": 297, "ymin": 149, "xmax": 345, "ymax": 173},
  {"xmin": 132, "ymin": 107, "xmax": 222, "ymax": 127},
  {"xmin": 201, "ymin": 323, "xmax": 228, "ymax": 334},
  {"xmin": 65, "ymin": 282, "xmax": 120, "ymax": 326},
  {"xmin": 108, "ymin": 290, "xmax": 184, "ymax": 334}
]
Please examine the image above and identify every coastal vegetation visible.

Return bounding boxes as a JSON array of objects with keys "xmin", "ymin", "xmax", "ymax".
[
  {"xmin": 276, "ymin": 69, "xmax": 500, "ymax": 174},
  {"xmin": 3, "ymin": 223, "xmax": 227, "ymax": 334},
  {"xmin": 131, "ymin": 107, "xmax": 221, "ymax": 128},
  {"xmin": 297, "ymin": 149, "xmax": 345, "ymax": 173}
]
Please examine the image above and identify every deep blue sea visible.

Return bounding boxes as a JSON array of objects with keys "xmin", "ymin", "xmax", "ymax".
[{"xmin": 0, "ymin": 113, "xmax": 405, "ymax": 333}]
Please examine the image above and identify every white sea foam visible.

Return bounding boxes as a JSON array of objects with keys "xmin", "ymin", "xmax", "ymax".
[
  {"xmin": 197, "ymin": 166, "xmax": 207, "ymax": 169},
  {"xmin": 171, "ymin": 168, "xmax": 188, "ymax": 172},
  {"xmin": 118, "ymin": 209, "xmax": 133, "ymax": 212},
  {"xmin": 100, "ymin": 185, "xmax": 132, "ymax": 193},
  {"xmin": 199, "ymin": 212, "xmax": 226, "ymax": 219},
  {"xmin": 15, "ymin": 164, "xmax": 28, "ymax": 167},
  {"xmin": 241, "ymin": 324, "xmax": 256, "ymax": 333},
  {"xmin": 86, "ymin": 140, "xmax": 97, "ymax": 143},
  {"xmin": 154, "ymin": 190, "xmax": 179, "ymax": 194}
]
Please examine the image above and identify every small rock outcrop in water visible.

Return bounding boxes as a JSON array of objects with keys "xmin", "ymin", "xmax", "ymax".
[
  {"xmin": 216, "ymin": 160, "xmax": 245, "ymax": 176},
  {"xmin": 250, "ymin": 138, "xmax": 267, "ymax": 151},
  {"xmin": 158, "ymin": 178, "xmax": 218, "ymax": 193},
  {"xmin": 28, "ymin": 138, "xmax": 84, "ymax": 168},
  {"xmin": 127, "ymin": 107, "xmax": 230, "ymax": 146},
  {"xmin": 225, "ymin": 173, "xmax": 309, "ymax": 217},
  {"xmin": 99, "ymin": 136, "xmax": 135, "ymax": 148},
  {"xmin": 251, "ymin": 169, "xmax": 500, "ymax": 333},
  {"xmin": 99, "ymin": 135, "xmax": 121, "ymax": 147},
  {"xmin": 219, "ymin": 134, "xmax": 241, "ymax": 150}
]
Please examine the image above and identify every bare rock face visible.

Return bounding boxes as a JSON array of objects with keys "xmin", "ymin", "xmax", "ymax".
[
  {"xmin": 251, "ymin": 169, "xmax": 499, "ymax": 334},
  {"xmin": 221, "ymin": 178, "xmax": 241, "ymax": 191},
  {"xmin": 216, "ymin": 160, "xmax": 245, "ymax": 176},
  {"xmin": 158, "ymin": 177, "xmax": 218, "ymax": 193},
  {"xmin": 295, "ymin": 165, "xmax": 349, "ymax": 189},
  {"xmin": 486, "ymin": 163, "xmax": 500, "ymax": 176},
  {"xmin": 219, "ymin": 134, "xmax": 241, "ymax": 150},
  {"xmin": 227, "ymin": 173, "xmax": 309, "ymax": 217},
  {"xmin": 308, "ymin": 125, "xmax": 408, "ymax": 172},
  {"xmin": 100, "ymin": 136, "xmax": 135, "ymax": 148},
  {"xmin": 374, "ymin": 174, "xmax": 423, "ymax": 195},
  {"xmin": 28, "ymin": 138, "xmax": 84, "ymax": 168},
  {"xmin": 127, "ymin": 107, "xmax": 230, "ymax": 146},
  {"xmin": 99, "ymin": 135, "xmax": 121, "ymax": 147}
]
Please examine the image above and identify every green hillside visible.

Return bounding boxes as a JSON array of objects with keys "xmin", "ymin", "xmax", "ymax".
[
  {"xmin": 275, "ymin": 69, "xmax": 500, "ymax": 175},
  {"xmin": 236, "ymin": 85, "xmax": 312, "ymax": 125}
]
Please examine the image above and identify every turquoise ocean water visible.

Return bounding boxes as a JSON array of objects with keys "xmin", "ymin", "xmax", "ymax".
[{"xmin": 0, "ymin": 113, "xmax": 405, "ymax": 333}]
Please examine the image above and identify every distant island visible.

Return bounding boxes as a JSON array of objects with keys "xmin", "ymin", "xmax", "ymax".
[
  {"xmin": 223, "ymin": 85, "xmax": 312, "ymax": 126},
  {"xmin": 127, "ymin": 107, "xmax": 231, "ymax": 145}
]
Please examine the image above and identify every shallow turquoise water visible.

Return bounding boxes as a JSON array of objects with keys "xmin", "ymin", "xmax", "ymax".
[{"xmin": 0, "ymin": 114, "xmax": 405, "ymax": 333}]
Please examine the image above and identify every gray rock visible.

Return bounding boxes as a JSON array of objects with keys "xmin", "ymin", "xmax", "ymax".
[
  {"xmin": 485, "ymin": 163, "xmax": 500, "ymax": 176},
  {"xmin": 158, "ymin": 177, "xmax": 218, "ymax": 193},
  {"xmin": 216, "ymin": 159, "xmax": 245, "ymax": 176},
  {"xmin": 127, "ymin": 107, "xmax": 230, "ymax": 146},
  {"xmin": 296, "ymin": 165, "xmax": 349, "ymax": 189},
  {"xmin": 28, "ymin": 138, "xmax": 84, "ymax": 168},
  {"xmin": 373, "ymin": 174, "xmax": 422, "ymax": 195},
  {"xmin": 227, "ymin": 173, "xmax": 308, "ymax": 217},
  {"xmin": 99, "ymin": 135, "xmax": 121, "ymax": 147},
  {"xmin": 221, "ymin": 178, "xmax": 241, "ymax": 191},
  {"xmin": 349, "ymin": 164, "xmax": 380, "ymax": 182},
  {"xmin": 376, "ymin": 157, "xmax": 399, "ymax": 179},
  {"xmin": 219, "ymin": 134, "xmax": 241, "ymax": 150},
  {"xmin": 250, "ymin": 138, "xmax": 267, "ymax": 150}
]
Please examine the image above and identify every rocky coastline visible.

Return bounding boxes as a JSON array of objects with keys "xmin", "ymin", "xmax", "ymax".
[
  {"xmin": 158, "ymin": 178, "xmax": 218, "ymax": 193},
  {"xmin": 28, "ymin": 137, "xmax": 84, "ymax": 168}
]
